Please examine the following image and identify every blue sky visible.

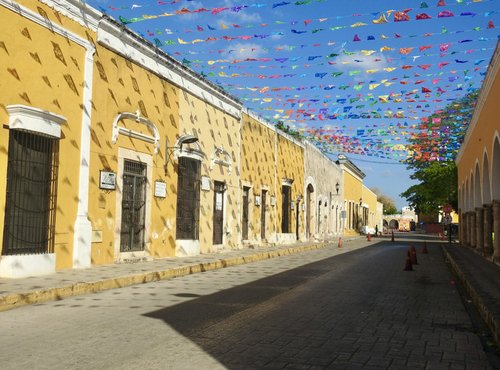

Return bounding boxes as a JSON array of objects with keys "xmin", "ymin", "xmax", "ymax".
[{"xmin": 87, "ymin": 0, "xmax": 500, "ymax": 209}]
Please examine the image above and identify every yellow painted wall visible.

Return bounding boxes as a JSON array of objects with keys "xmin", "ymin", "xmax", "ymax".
[
  {"xmin": 457, "ymin": 55, "xmax": 500, "ymax": 196},
  {"xmin": 178, "ymin": 90, "xmax": 241, "ymax": 253},
  {"xmin": 89, "ymin": 45, "xmax": 180, "ymax": 263},
  {"xmin": 362, "ymin": 185, "xmax": 378, "ymax": 227},
  {"xmin": 276, "ymin": 134, "xmax": 305, "ymax": 238},
  {"xmin": 344, "ymin": 171, "xmax": 363, "ymax": 206},
  {"xmin": 0, "ymin": 1, "xmax": 90, "ymax": 270},
  {"xmin": 241, "ymin": 113, "xmax": 277, "ymax": 242}
]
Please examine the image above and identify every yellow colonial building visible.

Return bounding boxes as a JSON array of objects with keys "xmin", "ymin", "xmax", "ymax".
[
  {"xmin": 241, "ymin": 110, "xmax": 306, "ymax": 244},
  {"xmin": 0, "ymin": 0, "xmax": 380, "ymax": 278},
  {"xmin": 0, "ymin": 0, "xmax": 99, "ymax": 277},
  {"xmin": 456, "ymin": 40, "xmax": 500, "ymax": 263},
  {"xmin": 337, "ymin": 155, "xmax": 366, "ymax": 235}
]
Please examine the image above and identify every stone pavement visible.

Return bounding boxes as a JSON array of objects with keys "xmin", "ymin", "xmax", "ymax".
[
  {"xmin": 0, "ymin": 236, "xmax": 365, "ymax": 312},
  {"xmin": 442, "ymin": 244, "xmax": 500, "ymax": 347},
  {"xmin": 0, "ymin": 233, "xmax": 499, "ymax": 357}
]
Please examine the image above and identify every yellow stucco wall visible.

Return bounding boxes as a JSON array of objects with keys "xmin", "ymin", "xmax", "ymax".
[
  {"xmin": 88, "ymin": 44, "xmax": 180, "ymax": 264},
  {"xmin": 344, "ymin": 171, "xmax": 363, "ymax": 205},
  {"xmin": 362, "ymin": 185, "xmax": 378, "ymax": 228},
  {"xmin": 178, "ymin": 90, "xmax": 241, "ymax": 253},
  {"xmin": 343, "ymin": 170, "xmax": 364, "ymax": 233},
  {"xmin": 0, "ymin": 1, "xmax": 91, "ymax": 269},
  {"xmin": 456, "ymin": 51, "xmax": 500, "ymax": 205},
  {"xmin": 241, "ymin": 113, "xmax": 277, "ymax": 242},
  {"xmin": 276, "ymin": 134, "xmax": 305, "ymax": 238}
]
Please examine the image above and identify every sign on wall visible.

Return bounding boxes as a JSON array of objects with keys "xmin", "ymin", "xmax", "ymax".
[
  {"xmin": 99, "ymin": 170, "xmax": 116, "ymax": 190},
  {"xmin": 154, "ymin": 181, "xmax": 167, "ymax": 198}
]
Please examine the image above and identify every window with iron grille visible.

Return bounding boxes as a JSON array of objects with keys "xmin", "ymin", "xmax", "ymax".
[
  {"xmin": 2, "ymin": 130, "xmax": 58, "ymax": 255},
  {"xmin": 176, "ymin": 156, "xmax": 201, "ymax": 240},
  {"xmin": 281, "ymin": 185, "xmax": 291, "ymax": 233}
]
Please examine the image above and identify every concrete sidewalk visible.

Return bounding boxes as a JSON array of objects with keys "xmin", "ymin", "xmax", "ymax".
[
  {"xmin": 442, "ymin": 244, "xmax": 500, "ymax": 346},
  {"xmin": 0, "ymin": 236, "xmax": 367, "ymax": 312}
]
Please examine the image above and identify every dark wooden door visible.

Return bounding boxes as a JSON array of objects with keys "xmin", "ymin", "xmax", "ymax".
[
  {"xmin": 261, "ymin": 190, "xmax": 267, "ymax": 240},
  {"xmin": 242, "ymin": 187, "xmax": 249, "ymax": 240},
  {"xmin": 120, "ymin": 160, "xmax": 147, "ymax": 252},
  {"xmin": 213, "ymin": 181, "xmax": 225, "ymax": 245}
]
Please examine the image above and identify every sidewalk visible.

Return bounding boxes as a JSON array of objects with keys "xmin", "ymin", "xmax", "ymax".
[
  {"xmin": 0, "ymin": 236, "xmax": 365, "ymax": 312},
  {"xmin": 442, "ymin": 243, "xmax": 500, "ymax": 346}
]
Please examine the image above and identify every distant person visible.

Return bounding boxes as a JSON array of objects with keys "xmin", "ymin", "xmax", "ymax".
[{"xmin": 375, "ymin": 224, "xmax": 379, "ymax": 236}]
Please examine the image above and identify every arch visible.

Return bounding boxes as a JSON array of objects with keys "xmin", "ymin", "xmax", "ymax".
[
  {"xmin": 493, "ymin": 134, "xmax": 500, "ymax": 200},
  {"xmin": 482, "ymin": 151, "xmax": 491, "ymax": 204},
  {"xmin": 305, "ymin": 182, "xmax": 315, "ymax": 239},
  {"xmin": 111, "ymin": 111, "xmax": 160, "ymax": 154},
  {"xmin": 466, "ymin": 175, "xmax": 472, "ymax": 212},
  {"xmin": 389, "ymin": 219, "xmax": 399, "ymax": 230},
  {"xmin": 474, "ymin": 162, "xmax": 482, "ymax": 208}
]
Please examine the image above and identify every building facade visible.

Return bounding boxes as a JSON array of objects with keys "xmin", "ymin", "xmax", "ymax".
[
  {"xmin": 337, "ymin": 155, "xmax": 366, "ymax": 236},
  {"xmin": 0, "ymin": 0, "xmax": 380, "ymax": 278},
  {"xmin": 304, "ymin": 141, "xmax": 343, "ymax": 241},
  {"xmin": 456, "ymin": 41, "xmax": 500, "ymax": 263},
  {"xmin": 240, "ymin": 111, "xmax": 279, "ymax": 245}
]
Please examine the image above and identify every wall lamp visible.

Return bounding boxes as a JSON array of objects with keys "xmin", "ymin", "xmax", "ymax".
[
  {"xmin": 335, "ymin": 181, "xmax": 340, "ymax": 195},
  {"xmin": 164, "ymin": 134, "xmax": 199, "ymax": 174}
]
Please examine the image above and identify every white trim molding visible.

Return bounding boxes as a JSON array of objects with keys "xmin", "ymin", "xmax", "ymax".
[
  {"xmin": 0, "ymin": 254, "xmax": 56, "ymax": 278},
  {"xmin": 97, "ymin": 18, "xmax": 242, "ymax": 119},
  {"xmin": 6, "ymin": 105, "xmax": 66, "ymax": 138},
  {"xmin": 39, "ymin": 0, "xmax": 101, "ymax": 31},
  {"xmin": 210, "ymin": 145, "xmax": 232, "ymax": 173},
  {"xmin": 111, "ymin": 111, "xmax": 160, "ymax": 154}
]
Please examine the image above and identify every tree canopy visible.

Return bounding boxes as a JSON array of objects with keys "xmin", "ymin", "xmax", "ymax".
[
  {"xmin": 400, "ymin": 90, "xmax": 479, "ymax": 215},
  {"xmin": 371, "ymin": 188, "xmax": 398, "ymax": 215}
]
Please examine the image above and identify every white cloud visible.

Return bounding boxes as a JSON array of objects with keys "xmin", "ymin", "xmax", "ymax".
[
  {"xmin": 333, "ymin": 51, "xmax": 389, "ymax": 72},
  {"xmin": 221, "ymin": 43, "xmax": 268, "ymax": 61}
]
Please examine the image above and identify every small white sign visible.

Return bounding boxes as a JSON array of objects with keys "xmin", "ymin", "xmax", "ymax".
[
  {"xmin": 201, "ymin": 176, "xmax": 211, "ymax": 191},
  {"xmin": 255, "ymin": 195, "xmax": 261, "ymax": 206},
  {"xmin": 270, "ymin": 196, "xmax": 276, "ymax": 206},
  {"xmin": 215, "ymin": 192, "xmax": 223, "ymax": 211},
  {"xmin": 154, "ymin": 181, "xmax": 167, "ymax": 198},
  {"xmin": 99, "ymin": 171, "xmax": 116, "ymax": 190}
]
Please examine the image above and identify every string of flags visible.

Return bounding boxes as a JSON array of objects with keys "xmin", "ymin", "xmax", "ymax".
[{"xmin": 95, "ymin": 0, "xmax": 499, "ymax": 162}]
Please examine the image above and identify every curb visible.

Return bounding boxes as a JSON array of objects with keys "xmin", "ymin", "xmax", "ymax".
[
  {"xmin": 442, "ymin": 245, "xmax": 500, "ymax": 345},
  {"xmin": 0, "ymin": 242, "xmax": 332, "ymax": 312}
]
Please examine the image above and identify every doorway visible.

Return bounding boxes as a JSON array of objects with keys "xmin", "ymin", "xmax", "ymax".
[
  {"xmin": 242, "ymin": 187, "xmax": 250, "ymax": 240},
  {"xmin": 261, "ymin": 190, "xmax": 267, "ymax": 240},
  {"xmin": 120, "ymin": 160, "xmax": 147, "ymax": 252},
  {"xmin": 213, "ymin": 181, "xmax": 225, "ymax": 245}
]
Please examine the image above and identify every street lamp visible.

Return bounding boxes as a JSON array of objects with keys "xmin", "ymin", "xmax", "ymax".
[{"xmin": 335, "ymin": 181, "xmax": 340, "ymax": 195}]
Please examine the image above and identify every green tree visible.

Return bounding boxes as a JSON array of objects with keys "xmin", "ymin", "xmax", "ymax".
[
  {"xmin": 275, "ymin": 121, "xmax": 303, "ymax": 141},
  {"xmin": 401, "ymin": 90, "xmax": 478, "ymax": 215},
  {"xmin": 371, "ymin": 188, "xmax": 398, "ymax": 215},
  {"xmin": 400, "ymin": 161, "xmax": 457, "ymax": 215}
]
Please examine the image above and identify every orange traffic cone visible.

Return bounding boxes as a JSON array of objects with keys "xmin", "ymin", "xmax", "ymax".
[
  {"xmin": 404, "ymin": 254, "xmax": 413, "ymax": 271},
  {"xmin": 391, "ymin": 231, "xmax": 395, "ymax": 242},
  {"xmin": 367, "ymin": 233, "xmax": 371, "ymax": 242},
  {"xmin": 409, "ymin": 246, "xmax": 418, "ymax": 265},
  {"xmin": 337, "ymin": 237, "xmax": 343, "ymax": 248},
  {"xmin": 421, "ymin": 242, "xmax": 428, "ymax": 254}
]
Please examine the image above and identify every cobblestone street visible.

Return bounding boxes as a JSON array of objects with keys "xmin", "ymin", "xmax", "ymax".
[{"xmin": 0, "ymin": 236, "xmax": 495, "ymax": 369}]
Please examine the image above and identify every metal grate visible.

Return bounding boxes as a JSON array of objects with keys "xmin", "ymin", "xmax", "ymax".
[
  {"xmin": 176, "ymin": 157, "xmax": 200, "ymax": 240},
  {"xmin": 2, "ymin": 131, "xmax": 58, "ymax": 255},
  {"xmin": 120, "ymin": 160, "xmax": 147, "ymax": 252}
]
